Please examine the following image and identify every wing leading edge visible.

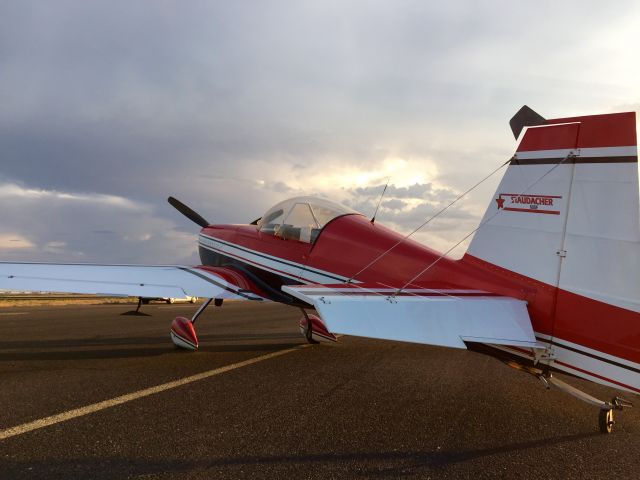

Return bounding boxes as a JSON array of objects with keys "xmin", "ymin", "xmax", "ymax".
[
  {"xmin": 283, "ymin": 283, "xmax": 537, "ymax": 349},
  {"xmin": 0, "ymin": 263, "xmax": 265, "ymax": 301}
]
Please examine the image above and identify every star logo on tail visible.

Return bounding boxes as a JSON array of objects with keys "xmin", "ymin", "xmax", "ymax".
[{"xmin": 495, "ymin": 197, "xmax": 505, "ymax": 209}]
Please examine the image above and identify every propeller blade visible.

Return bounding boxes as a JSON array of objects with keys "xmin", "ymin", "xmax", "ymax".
[{"xmin": 167, "ymin": 196, "xmax": 210, "ymax": 228}]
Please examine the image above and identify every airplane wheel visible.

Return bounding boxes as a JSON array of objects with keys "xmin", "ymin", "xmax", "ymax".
[
  {"xmin": 305, "ymin": 318, "xmax": 318, "ymax": 344},
  {"xmin": 168, "ymin": 298, "xmax": 175, "ymax": 304},
  {"xmin": 599, "ymin": 408, "xmax": 614, "ymax": 434}
]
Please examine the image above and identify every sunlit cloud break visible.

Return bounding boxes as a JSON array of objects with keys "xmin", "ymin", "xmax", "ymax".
[{"xmin": 0, "ymin": 234, "xmax": 35, "ymax": 250}]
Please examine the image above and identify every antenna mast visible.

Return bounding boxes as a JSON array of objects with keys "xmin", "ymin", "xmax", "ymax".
[{"xmin": 370, "ymin": 178, "xmax": 390, "ymax": 224}]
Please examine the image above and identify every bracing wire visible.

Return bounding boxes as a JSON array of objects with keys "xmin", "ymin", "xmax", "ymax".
[
  {"xmin": 346, "ymin": 157, "xmax": 513, "ymax": 283},
  {"xmin": 393, "ymin": 153, "xmax": 575, "ymax": 296}
]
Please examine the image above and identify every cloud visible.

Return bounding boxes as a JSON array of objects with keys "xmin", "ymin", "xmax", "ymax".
[
  {"xmin": 0, "ymin": 183, "xmax": 148, "ymax": 211},
  {"xmin": 0, "ymin": 234, "xmax": 35, "ymax": 250},
  {"xmin": 354, "ymin": 183, "xmax": 441, "ymax": 200},
  {"xmin": 43, "ymin": 241, "xmax": 66, "ymax": 253},
  {"xmin": 263, "ymin": 180, "xmax": 296, "ymax": 194},
  {"xmin": 381, "ymin": 199, "xmax": 407, "ymax": 210},
  {"xmin": 0, "ymin": 182, "xmax": 198, "ymax": 264},
  {"xmin": 0, "ymin": 1, "xmax": 638, "ymax": 263},
  {"xmin": 351, "ymin": 182, "xmax": 458, "ymax": 204}
]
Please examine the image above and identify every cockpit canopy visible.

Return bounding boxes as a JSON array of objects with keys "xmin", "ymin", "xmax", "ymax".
[{"xmin": 257, "ymin": 196, "xmax": 358, "ymax": 244}]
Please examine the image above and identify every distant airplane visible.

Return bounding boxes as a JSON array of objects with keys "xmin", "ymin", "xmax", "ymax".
[{"xmin": 1, "ymin": 106, "xmax": 638, "ymax": 433}]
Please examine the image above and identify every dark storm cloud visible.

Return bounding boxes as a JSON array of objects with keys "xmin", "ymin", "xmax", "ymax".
[{"xmin": 0, "ymin": 1, "xmax": 638, "ymax": 262}]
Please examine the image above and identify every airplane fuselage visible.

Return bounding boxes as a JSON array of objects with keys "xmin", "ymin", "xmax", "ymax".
[{"xmin": 199, "ymin": 213, "xmax": 640, "ymax": 395}]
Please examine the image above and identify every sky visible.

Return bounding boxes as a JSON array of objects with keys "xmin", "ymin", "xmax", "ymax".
[{"xmin": 1, "ymin": 0, "xmax": 639, "ymax": 265}]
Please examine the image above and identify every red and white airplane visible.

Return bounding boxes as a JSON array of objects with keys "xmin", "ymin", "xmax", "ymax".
[{"xmin": 1, "ymin": 106, "xmax": 638, "ymax": 433}]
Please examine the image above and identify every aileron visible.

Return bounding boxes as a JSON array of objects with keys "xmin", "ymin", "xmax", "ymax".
[{"xmin": 283, "ymin": 283, "xmax": 537, "ymax": 349}]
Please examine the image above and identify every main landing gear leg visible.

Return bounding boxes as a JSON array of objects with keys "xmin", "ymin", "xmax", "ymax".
[
  {"xmin": 298, "ymin": 309, "xmax": 337, "ymax": 344},
  {"xmin": 120, "ymin": 296, "xmax": 151, "ymax": 316},
  {"xmin": 503, "ymin": 361, "xmax": 633, "ymax": 434},
  {"xmin": 135, "ymin": 296, "xmax": 143, "ymax": 313},
  {"xmin": 170, "ymin": 298, "xmax": 221, "ymax": 351},
  {"xmin": 300, "ymin": 309, "xmax": 318, "ymax": 345}
]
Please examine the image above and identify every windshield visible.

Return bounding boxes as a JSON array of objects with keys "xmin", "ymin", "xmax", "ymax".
[{"xmin": 257, "ymin": 196, "xmax": 358, "ymax": 243}]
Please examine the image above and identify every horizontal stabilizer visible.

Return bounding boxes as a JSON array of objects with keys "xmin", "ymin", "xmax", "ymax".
[
  {"xmin": 0, "ymin": 263, "xmax": 264, "ymax": 301},
  {"xmin": 283, "ymin": 284, "xmax": 536, "ymax": 349},
  {"xmin": 509, "ymin": 105, "xmax": 545, "ymax": 139}
]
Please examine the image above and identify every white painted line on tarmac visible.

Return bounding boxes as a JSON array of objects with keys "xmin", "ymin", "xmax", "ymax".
[
  {"xmin": 0, "ymin": 345, "xmax": 307, "ymax": 441},
  {"xmin": 0, "ymin": 312, "xmax": 29, "ymax": 316}
]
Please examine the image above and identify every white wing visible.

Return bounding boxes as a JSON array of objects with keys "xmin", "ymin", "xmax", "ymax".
[
  {"xmin": 283, "ymin": 283, "xmax": 536, "ymax": 349},
  {"xmin": 0, "ymin": 262, "xmax": 264, "ymax": 301}
]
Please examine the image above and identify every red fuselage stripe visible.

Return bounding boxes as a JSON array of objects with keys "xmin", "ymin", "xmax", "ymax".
[
  {"xmin": 503, "ymin": 207, "xmax": 560, "ymax": 215},
  {"xmin": 494, "ymin": 345, "xmax": 639, "ymax": 393},
  {"xmin": 201, "ymin": 243, "xmax": 312, "ymax": 282},
  {"xmin": 555, "ymin": 360, "xmax": 640, "ymax": 394}
]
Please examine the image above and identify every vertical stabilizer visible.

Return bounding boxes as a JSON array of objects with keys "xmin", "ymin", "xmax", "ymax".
[{"xmin": 467, "ymin": 111, "xmax": 639, "ymax": 316}]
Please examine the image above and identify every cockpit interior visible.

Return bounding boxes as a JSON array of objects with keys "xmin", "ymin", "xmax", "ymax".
[{"xmin": 257, "ymin": 196, "xmax": 358, "ymax": 244}]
